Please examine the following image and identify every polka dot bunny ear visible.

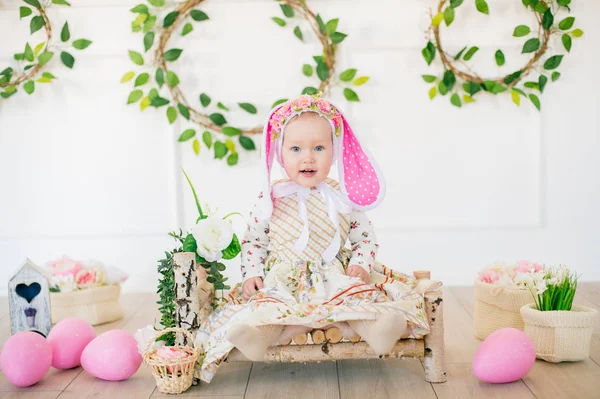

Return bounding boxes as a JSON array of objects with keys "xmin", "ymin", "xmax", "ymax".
[{"xmin": 337, "ymin": 112, "xmax": 386, "ymax": 210}]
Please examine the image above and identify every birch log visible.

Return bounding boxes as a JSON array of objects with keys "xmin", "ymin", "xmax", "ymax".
[
  {"xmin": 348, "ymin": 334, "xmax": 361, "ymax": 343},
  {"xmin": 325, "ymin": 327, "xmax": 343, "ymax": 343},
  {"xmin": 293, "ymin": 332, "xmax": 308, "ymax": 345},
  {"xmin": 311, "ymin": 329, "xmax": 326, "ymax": 344},
  {"xmin": 173, "ymin": 252, "xmax": 213, "ymax": 345},
  {"xmin": 226, "ymin": 339, "xmax": 424, "ymax": 362},
  {"xmin": 423, "ymin": 288, "xmax": 447, "ymax": 383}
]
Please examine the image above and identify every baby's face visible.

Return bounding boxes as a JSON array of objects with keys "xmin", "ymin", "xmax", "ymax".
[{"xmin": 282, "ymin": 113, "xmax": 333, "ymax": 188}]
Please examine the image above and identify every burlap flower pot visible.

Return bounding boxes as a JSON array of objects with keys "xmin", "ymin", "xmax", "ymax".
[
  {"xmin": 520, "ymin": 303, "xmax": 598, "ymax": 362},
  {"xmin": 50, "ymin": 284, "xmax": 124, "ymax": 325},
  {"xmin": 474, "ymin": 280, "xmax": 533, "ymax": 340}
]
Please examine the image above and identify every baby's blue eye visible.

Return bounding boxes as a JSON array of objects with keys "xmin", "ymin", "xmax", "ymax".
[
  {"xmin": 315, "ymin": 145, "xmax": 324, "ymax": 151},
  {"xmin": 291, "ymin": 146, "xmax": 301, "ymax": 152}
]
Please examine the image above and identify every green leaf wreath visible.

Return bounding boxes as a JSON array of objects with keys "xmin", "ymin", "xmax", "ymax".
[
  {"xmin": 422, "ymin": 0, "xmax": 583, "ymax": 110},
  {"xmin": 0, "ymin": 0, "xmax": 92, "ymax": 100},
  {"xmin": 122, "ymin": 0, "xmax": 369, "ymax": 165}
]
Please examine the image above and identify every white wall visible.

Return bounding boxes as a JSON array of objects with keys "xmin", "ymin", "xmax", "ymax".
[{"xmin": 1, "ymin": 0, "xmax": 598, "ymax": 294}]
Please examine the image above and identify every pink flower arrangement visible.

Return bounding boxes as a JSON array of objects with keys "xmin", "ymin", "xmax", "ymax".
[
  {"xmin": 156, "ymin": 346, "xmax": 191, "ymax": 360},
  {"xmin": 46, "ymin": 256, "xmax": 127, "ymax": 293},
  {"xmin": 478, "ymin": 269, "xmax": 500, "ymax": 284},
  {"xmin": 46, "ymin": 256, "xmax": 82, "ymax": 277},
  {"xmin": 269, "ymin": 93, "xmax": 342, "ymax": 140},
  {"xmin": 478, "ymin": 260, "xmax": 546, "ymax": 289},
  {"xmin": 155, "ymin": 346, "xmax": 192, "ymax": 373},
  {"xmin": 515, "ymin": 260, "xmax": 544, "ymax": 273}
]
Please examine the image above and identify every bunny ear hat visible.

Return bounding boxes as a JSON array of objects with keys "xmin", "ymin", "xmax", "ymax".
[{"xmin": 256, "ymin": 93, "xmax": 386, "ymax": 221}]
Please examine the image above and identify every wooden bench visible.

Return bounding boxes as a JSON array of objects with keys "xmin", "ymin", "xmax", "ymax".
[{"xmin": 172, "ymin": 252, "xmax": 447, "ymax": 383}]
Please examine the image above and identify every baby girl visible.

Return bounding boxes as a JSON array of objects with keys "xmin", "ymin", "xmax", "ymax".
[
  {"xmin": 196, "ymin": 94, "xmax": 429, "ymax": 383},
  {"xmin": 229, "ymin": 94, "xmax": 406, "ymax": 359}
]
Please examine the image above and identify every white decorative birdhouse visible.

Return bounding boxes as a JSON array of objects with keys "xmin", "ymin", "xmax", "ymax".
[{"xmin": 8, "ymin": 259, "xmax": 52, "ymax": 337}]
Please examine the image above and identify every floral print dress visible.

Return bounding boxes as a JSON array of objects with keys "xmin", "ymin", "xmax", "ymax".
[{"xmin": 195, "ymin": 178, "xmax": 439, "ymax": 383}]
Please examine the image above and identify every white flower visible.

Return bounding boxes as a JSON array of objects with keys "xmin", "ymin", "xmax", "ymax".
[
  {"xmin": 50, "ymin": 274, "xmax": 77, "ymax": 293},
  {"xmin": 103, "ymin": 266, "xmax": 129, "ymax": 284},
  {"xmin": 82, "ymin": 260, "xmax": 129, "ymax": 285},
  {"xmin": 134, "ymin": 325, "xmax": 166, "ymax": 355},
  {"xmin": 554, "ymin": 265, "xmax": 568, "ymax": 285},
  {"xmin": 536, "ymin": 280, "xmax": 547, "ymax": 296},
  {"xmin": 192, "ymin": 216, "xmax": 234, "ymax": 262},
  {"xmin": 497, "ymin": 274, "xmax": 518, "ymax": 289},
  {"xmin": 514, "ymin": 272, "xmax": 533, "ymax": 287}
]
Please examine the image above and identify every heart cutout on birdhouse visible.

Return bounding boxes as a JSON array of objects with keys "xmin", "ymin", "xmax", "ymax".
[{"xmin": 15, "ymin": 282, "xmax": 42, "ymax": 303}]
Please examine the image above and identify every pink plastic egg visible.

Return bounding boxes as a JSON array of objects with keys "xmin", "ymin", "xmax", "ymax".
[
  {"xmin": 47, "ymin": 317, "xmax": 96, "ymax": 369},
  {"xmin": 0, "ymin": 331, "xmax": 52, "ymax": 387},
  {"xmin": 81, "ymin": 329, "xmax": 142, "ymax": 381},
  {"xmin": 472, "ymin": 328, "xmax": 536, "ymax": 383}
]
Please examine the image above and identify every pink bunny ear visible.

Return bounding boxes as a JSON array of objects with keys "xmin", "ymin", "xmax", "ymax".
[
  {"xmin": 264, "ymin": 114, "xmax": 274, "ymax": 176},
  {"xmin": 338, "ymin": 113, "xmax": 385, "ymax": 210},
  {"xmin": 262, "ymin": 103, "xmax": 286, "ymax": 178},
  {"xmin": 257, "ymin": 105, "xmax": 283, "ymax": 220}
]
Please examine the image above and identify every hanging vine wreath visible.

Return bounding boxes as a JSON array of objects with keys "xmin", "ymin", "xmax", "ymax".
[
  {"xmin": 0, "ymin": 0, "xmax": 92, "ymax": 100},
  {"xmin": 421, "ymin": 0, "xmax": 583, "ymax": 110},
  {"xmin": 122, "ymin": 0, "xmax": 369, "ymax": 166}
]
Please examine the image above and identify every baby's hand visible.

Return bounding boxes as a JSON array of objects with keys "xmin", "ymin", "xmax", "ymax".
[
  {"xmin": 346, "ymin": 265, "xmax": 371, "ymax": 284},
  {"xmin": 242, "ymin": 276, "xmax": 264, "ymax": 300}
]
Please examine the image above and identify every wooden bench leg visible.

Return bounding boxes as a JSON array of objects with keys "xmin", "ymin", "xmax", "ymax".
[{"xmin": 423, "ymin": 289, "xmax": 447, "ymax": 383}]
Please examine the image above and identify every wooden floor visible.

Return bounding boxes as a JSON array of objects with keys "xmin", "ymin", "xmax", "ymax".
[{"xmin": 1, "ymin": 284, "xmax": 599, "ymax": 398}]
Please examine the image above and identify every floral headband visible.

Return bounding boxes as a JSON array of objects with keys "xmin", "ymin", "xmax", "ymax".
[
  {"xmin": 256, "ymin": 94, "xmax": 387, "ymax": 220},
  {"xmin": 269, "ymin": 93, "xmax": 343, "ymax": 141}
]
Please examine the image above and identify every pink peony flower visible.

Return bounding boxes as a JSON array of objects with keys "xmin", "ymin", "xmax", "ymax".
[
  {"xmin": 332, "ymin": 114, "xmax": 342, "ymax": 128},
  {"xmin": 294, "ymin": 95, "xmax": 313, "ymax": 108},
  {"xmin": 316, "ymin": 99, "xmax": 332, "ymax": 114},
  {"xmin": 478, "ymin": 270, "xmax": 500, "ymax": 284},
  {"xmin": 279, "ymin": 102, "xmax": 292, "ymax": 116},
  {"xmin": 515, "ymin": 260, "xmax": 544, "ymax": 274},
  {"xmin": 46, "ymin": 256, "xmax": 82, "ymax": 277},
  {"xmin": 270, "ymin": 119, "xmax": 282, "ymax": 133},
  {"xmin": 155, "ymin": 346, "xmax": 192, "ymax": 373},
  {"xmin": 75, "ymin": 268, "xmax": 101, "ymax": 289},
  {"xmin": 156, "ymin": 346, "xmax": 191, "ymax": 360},
  {"xmin": 271, "ymin": 112, "xmax": 283, "ymax": 123},
  {"xmin": 82, "ymin": 260, "xmax": 127, "ymax": 285}
]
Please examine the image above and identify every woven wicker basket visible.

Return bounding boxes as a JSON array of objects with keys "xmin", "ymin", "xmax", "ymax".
[
  {"xmin": 50, "ymin": 284, "xmax": 124, "ymax": 326},
  {"xmin": 144, "ymin": 327, "xmax": 201, "ymax": 395},
  {"xmin": 521, "ymin": 303, "xmax": 598, "ymax": 363},
  {"xmin": 474, "ymin": 280, "xmax": 533, "ymax": 340}
]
